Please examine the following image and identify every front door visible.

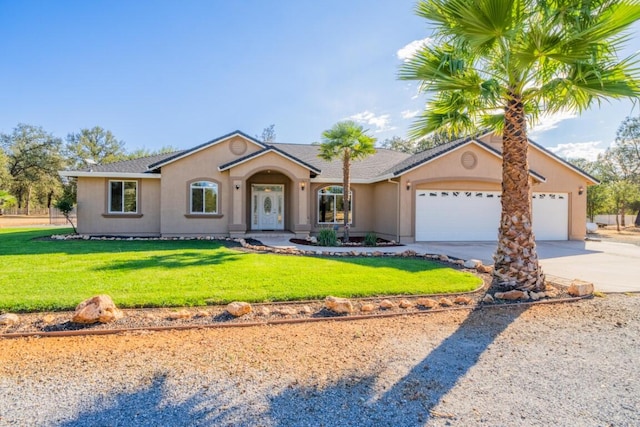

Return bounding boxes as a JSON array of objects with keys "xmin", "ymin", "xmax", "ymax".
[{"xmin": 251, "ymin": 185, "xmax": 284, "ymax": 230}]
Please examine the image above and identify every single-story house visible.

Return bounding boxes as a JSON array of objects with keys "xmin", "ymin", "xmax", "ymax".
[{"xmin": 59, "ymin": 130, "xmax": 598, "ymax": 242}]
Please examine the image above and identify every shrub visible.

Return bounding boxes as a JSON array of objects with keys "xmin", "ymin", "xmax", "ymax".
[
  {"xmin": 364, "ymin": 232, "xmax": 378, "ymax": 246},
  {"xmin": 317, "ymin": 229, "xmax": 338, "ymax": 246}
]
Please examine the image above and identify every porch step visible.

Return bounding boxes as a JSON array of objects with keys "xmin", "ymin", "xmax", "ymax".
[{"xmin": 243, "ymin": 231, "xmax": 296, "ymax": 240}]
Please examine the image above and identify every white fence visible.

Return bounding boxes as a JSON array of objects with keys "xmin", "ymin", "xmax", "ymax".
[{"xmin": 593, "ymin": 214, "xmax": 637, "ymax": 225}]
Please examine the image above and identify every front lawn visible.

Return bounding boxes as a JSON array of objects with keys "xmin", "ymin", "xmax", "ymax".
[{"xmin": 0, "ymin": 228, "xmax": 482, "ymax": 312}]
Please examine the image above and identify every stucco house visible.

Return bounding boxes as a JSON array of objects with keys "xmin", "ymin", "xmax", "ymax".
[{"xmin": 59, "ymin": 130, "xmax": 597, "ymax": 242}]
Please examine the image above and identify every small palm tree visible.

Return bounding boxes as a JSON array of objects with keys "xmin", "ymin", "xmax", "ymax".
[
  {"xmin": 319, "ymin": 121, "xmax": 376, "ymax": 242},
  {"xmin": 400, "ymin": 0, "xmax": 640, "ymax": 291}
]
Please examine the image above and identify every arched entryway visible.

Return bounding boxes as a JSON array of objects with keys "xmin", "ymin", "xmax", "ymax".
[{"xmin": 246, "ymin": 170, "xmax": 293, "ymax": 231}]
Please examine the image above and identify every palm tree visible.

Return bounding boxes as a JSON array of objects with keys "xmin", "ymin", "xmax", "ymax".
[
  {"xmin": 319, "ymin": 121, "xmax": 376, "ymax": 242},
  {"xmin": 399, "ymin": 0, "xmax": 640, "ymax": 292}
]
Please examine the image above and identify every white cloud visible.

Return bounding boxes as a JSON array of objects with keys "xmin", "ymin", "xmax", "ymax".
[
  {"xmin": 546, "ymin": 141, "xmax": 606, "ymax": 161},
  {"xmin": 396, "ymin": 37, "xmax": 432, "ymax": 62},
  {"xmin": 530, "ymin": 110, "xmax": 577, "ymax": 134},
  {"xmin": 347, "ymin": 111, "xmax": 396, "ymax": 133},
  {"xmin": 401, "ymin": 109, "xmax": 419, "ymax": 119}
]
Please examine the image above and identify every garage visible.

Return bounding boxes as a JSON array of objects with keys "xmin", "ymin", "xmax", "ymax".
[{"xmin": 415, "ymin": 190, "xmax": 568, "ymax": 241}]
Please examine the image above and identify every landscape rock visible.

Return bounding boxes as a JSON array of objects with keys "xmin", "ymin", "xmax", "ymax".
[
  {"xmin": 477, "ymin": 264, "xmax": 494, "ymax": 274},
  {"xmin": 464, "ymin": 259, "xmax": 482, "ymax": 269},
  {"xmin": 568, "ymin": 280, "xmax": 594, "ymax": 297},
  {"xmin": 379, "ymin": 299, "xmax": 395, "ymax": 309},
  {"xmin": 0, "ymin": 313, "xmax": 19, "ymax": 326},
  {"xmin": 438, "ymin": 254, "xmax": 450, "ymax": 262},
  {"xmin": 416, "ymin": 298, "xmax": 439, "ymax": 309},
  {"xmin": 454, "ymin": 296, "xmax": 473, "ymax": 305},
  {"xmin": 299, "ymin": 305, "xmax": 313, "ymax": 315},
  {"xmin": 167, "ymin": 310, "xmax": 191, "ymax": 320},
  {"xmin": 324, "ymin": 296, "xmax": 354, "ymax": 314},
  {"xmin": 494, "ymin": 290, "xmax": 526, "ymax": 301},
  {"xmin": 545, "ymin": 288, "xmax": 559, "ymax": 298},
  {"xmin": 360, "ymin": 303, "xmax": 375, "ymax": 312},
  {"xmin": 482, "ymin": 294, "xmax": 495, "ymax": 304},
  {"xmin": 226, "ymin": 301, "xmax": 252, "ymax": 317},
  {"xmin": 41, "ymin": 314, "xmax": 56, "ymax": 324},
  {"xmin": 72, "ymin": 295, "xmax": 123, "ymax": 324},
  {"xmin": 274, "ymin": 307, "xmax": 297, "ymax": 316},
  {"xmin": 254, "ymin": 306, "xmax": 270, "ymax": 316},
  {"xmin": 399, "ymin": 299, "xmax": 413, "ymax": 309},
  {"xmin": 194, "ymin": 310, "xmax": 210, "ymax": 318},
  {"xmin": 439, "ymin": 297, "xmax": 453, "ymax": 307}
]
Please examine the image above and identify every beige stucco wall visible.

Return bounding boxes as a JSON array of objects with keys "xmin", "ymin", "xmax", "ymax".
[
  {"xmin": 372, "ymin": 180, "xmax": 400, "ymax": 241},
  {"xmin": 397, "ymin": 143, "xmax": 504, "ymax": 242},
  {"xmin": 309, "ymin": 183, "xmax": 375, "ymax": 237},
  {"xmin": 479, "ymin": 133, "xmax": 590, "ymax": 240},
  {"xmin": 76, "ymin": 176, "xmax": 161, "ymax": 236},
  {"xmin": 160, "ymin": 138, "xmax": 313, "ymax": 236}
]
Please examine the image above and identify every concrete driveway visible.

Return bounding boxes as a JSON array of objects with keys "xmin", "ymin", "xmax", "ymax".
[{"xmin": 416, "ymin": 240, "xmax": 640, "ymax": 293}]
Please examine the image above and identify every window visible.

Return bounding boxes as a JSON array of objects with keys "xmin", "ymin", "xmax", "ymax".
[
  {"xmin": 109, "ymin": 180, "xmax": 137, "ymax": 213},
  {"xmin": 190, "ymin": 181, "xmax": 218, "ymax": 214},
  {"xmin": 318, "ymin": 185, "xmax": 352, "ymax": 224}
]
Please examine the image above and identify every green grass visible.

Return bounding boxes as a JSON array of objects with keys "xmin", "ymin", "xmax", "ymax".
[{"xmin": 0, "ymin": 228, "xmax": 482, "ymax": 312}]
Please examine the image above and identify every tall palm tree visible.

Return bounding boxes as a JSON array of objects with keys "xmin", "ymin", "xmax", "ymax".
[
  {"xmin": 400, "ymin": 0, "xmax": 640, "ymax": 291},
  {"xmin": 319, "ymin": 121, "xmax": 376, "ymax": 242}
]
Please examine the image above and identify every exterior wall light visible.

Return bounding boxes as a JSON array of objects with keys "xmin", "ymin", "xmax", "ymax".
[
  {"xmin": 406, "ymin": 181, "xmax": 411, "ymax": 191},
  {"xmin": 578, "ymin": 186, "xmax": 584, "ymax": 195},
  {"xmin": 235, "ymin": 184, "xmax": 241, "ymax": 190},
  {"xmin": 300, "ymin": 182, "xmax": 306, "ymax": 191}
]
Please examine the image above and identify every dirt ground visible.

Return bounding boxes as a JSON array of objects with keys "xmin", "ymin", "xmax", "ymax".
[
  {"xmin": 588, "ymin": 224, "xmax": 640, "ymax": 245},
  {"xmin": 0, "ymin": 215, "xmax": 60, "ymax": 228}
]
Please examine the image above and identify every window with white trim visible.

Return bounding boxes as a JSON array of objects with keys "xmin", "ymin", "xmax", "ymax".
[
  {"xmin": 318, "ymin": 185, "xmax": 352, "ymax": 224},
  {"xmin": 109, "ymin": 180, "xmax": 137, "ymax": 213},
  {"xmin": 190, "ymin": 181, "xmax": 218, "ymax": 214}
]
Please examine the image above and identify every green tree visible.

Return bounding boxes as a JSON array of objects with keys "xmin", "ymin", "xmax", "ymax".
[
  {"xmin": 400, "ymin": 0, "xmax": 640, "ymax": 292},
  {"xmin": 65, "ymin": 126, "xmax": 127, "ymax": 169},
  {"xmin": 125, "ymin": 145, "xmax": 178, "ymax": 160},
  {"xmin": 258, "ymin": 124, "xmax": 276, "ymax": 143},
  {"xmin": 380, "ymin": 131, "xmax": 456, "ymax": 154},
  {"xmin": 0, "ymin": 190, "xmax": 17, "ymax": 215},
  {"xmin": 606, "ymin": 180, "xmax": 640, "ymax": 230},
  {"xmin": 1, "ymin": 124, "xmax": 64, "ymax": 214},
  {"xmin": 54, "ymin": 196, "xmax": 77, "ymax": 234},
  {"xmin": 318, "ymin": 121, "xmax": 376, "ymax": 242}
]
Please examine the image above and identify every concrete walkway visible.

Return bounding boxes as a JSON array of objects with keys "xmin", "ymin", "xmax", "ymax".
[{"xmin": 259, "ymin": 237, "xmax": 640, "ymax": 293}]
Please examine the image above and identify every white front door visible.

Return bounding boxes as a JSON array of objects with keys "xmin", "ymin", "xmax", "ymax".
[{"xmin": 252, "ymin": 185, "xmax": 284, "ymax": 230}]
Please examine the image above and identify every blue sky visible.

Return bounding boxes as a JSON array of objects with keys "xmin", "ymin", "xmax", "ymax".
[{"xmin": 2, "ymin": 1, "xmax": 639, "ymax": 161}]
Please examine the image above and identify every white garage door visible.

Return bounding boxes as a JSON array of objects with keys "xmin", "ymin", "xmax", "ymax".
[{"xmin": 415, "ymin": 190, "xmax": 568, "ymax": 241}]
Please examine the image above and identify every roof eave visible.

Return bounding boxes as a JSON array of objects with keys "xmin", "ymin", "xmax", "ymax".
[{"xmin": 58, "ymin": 171, "xmax": 161, "ymax": 179}]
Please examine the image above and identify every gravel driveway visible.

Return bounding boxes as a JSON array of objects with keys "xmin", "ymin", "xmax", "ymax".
[{"xmin": 1, "ymin": 294, "xmax": 638, "ymax": 426}]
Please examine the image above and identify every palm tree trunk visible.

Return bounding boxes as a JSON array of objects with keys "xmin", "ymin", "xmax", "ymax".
[
  {"xmin": 493, "ymin": 92, "xmax": 545, "ymax": 292},
  {"xmin": 343, "ymin": 153, "xmax": 351, "ymax": 242}
]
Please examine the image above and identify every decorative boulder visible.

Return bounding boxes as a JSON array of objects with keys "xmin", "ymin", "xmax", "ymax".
[
  {"xmin": 568, "ymin": 280, "xmax": 594, "ymax": 297},
  {"xmin": 439, "ymin": 297, "xmax": 454, "ymax": 307},
  {"xmin": 360, "ymin": 303, "xmax": 375, "ymax": 312},
  {"xmin": 399, "ymin": 299, "xmax": 413, "ymax": 309},
  {"xmin": 166, "ymin": 310, "xmax": 191, "ymax": 320},
  {"xmin": 226, "ymin": 302, "xmax": 252, "ymax": 317},
  {"xmin": 482, "ymin": 294, "xmax": 495, "ymax": 304},
  {"xmin": 416, "ymin": 298, "xmax": 438, "ymax": 309},
  {"xmin": 72, "ymin": 295, "xmax": 123, "ymax": 324},
  {"xmin": 464, "ymin": 259, "xmax": 482, "ymax": 269},
  {"xmin": 454, "ymin": 296, "xmax": 473, "ymax": 305},
  {"xmin": 324, "ymin": 296, "xmax": 354, "ymax": 314},
  {"xmin": 494, "ymin": 290, "xmax": 526, "ymax": 301},
  {"xmin": 379, "ymin": 299, "xmax": 395, "ymax": 309},
  {"xmin": 0, "ymin": 313, "xmax": 19, "ymax": 326}
]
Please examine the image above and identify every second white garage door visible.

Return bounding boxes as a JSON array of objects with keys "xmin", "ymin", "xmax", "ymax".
[{"xmin": 415, "ymin": 190, "xmax": 568, "ymax": 241}]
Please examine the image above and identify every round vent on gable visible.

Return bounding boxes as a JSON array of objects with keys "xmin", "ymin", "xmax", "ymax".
[
  {"xmin": 461, "ymin": 151, "xmax": 477, "ymax": 170},
  {"xmin": 230, "ymin": 138, "xmax": 247, "ymax": 156}
]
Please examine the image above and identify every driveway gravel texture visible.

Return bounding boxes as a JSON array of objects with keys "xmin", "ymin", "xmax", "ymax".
[{"xmin": 0, "ymin": 294, "xmax": 638, "ymax": 427}]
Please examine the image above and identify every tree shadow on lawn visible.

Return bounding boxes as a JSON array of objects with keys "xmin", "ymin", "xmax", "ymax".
[
  {"xmin": 91, "ymin": 250, "xmax": 243, "ymax": 271},
  {"xmin": 57, "ymin": 305, "xmax": 527, "ymax": 426}
]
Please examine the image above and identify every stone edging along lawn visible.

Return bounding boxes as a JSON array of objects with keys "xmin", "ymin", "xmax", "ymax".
[{"xmin": 0, "ymin": 234, "xmax": 596, "ymax": 339}]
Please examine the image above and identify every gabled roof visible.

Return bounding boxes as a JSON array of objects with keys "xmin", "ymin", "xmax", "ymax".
[
  {"xmin": 147, "ymin": 130, "xmax": 266, "ymax": 170},
  {"xmin": 58, "ymin": 151, "xmax": 182, "ymax": 178},
  {"xmin": 528, "ymin": 139, "xmax": 600, "ymax": 185},
  {"xmin": 379, "ymin": 136, "xmax": 547, "ymax": 183},
  {"xmin": 218, "ymin": 146, "xmax": 322, "ymax": 174}
]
